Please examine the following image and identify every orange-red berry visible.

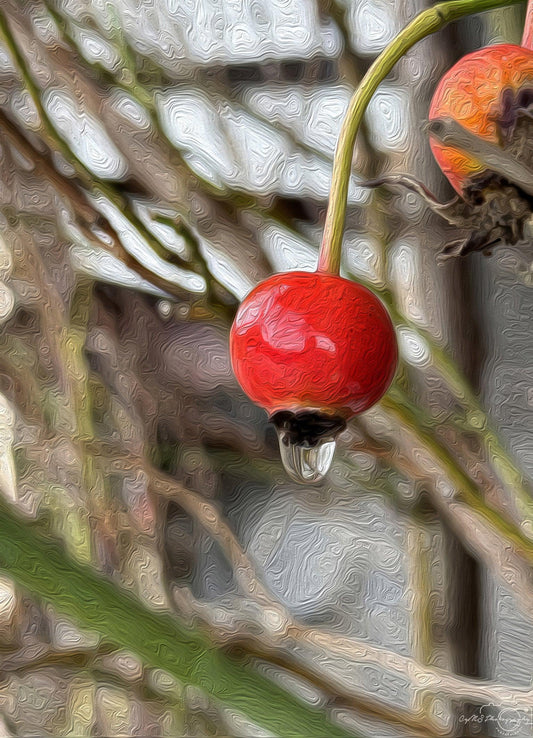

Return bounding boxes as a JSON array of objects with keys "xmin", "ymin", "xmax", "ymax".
[
  {"xmin": 429, "ymin": 44, "xmax": 533, "ymax": 194},
  {"xmin": 230, "ymin": 271, "xmax": 397, "ymax": 421}
]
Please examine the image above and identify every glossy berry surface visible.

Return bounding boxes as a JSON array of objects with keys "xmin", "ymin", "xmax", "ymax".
[
  {"xmin": 230, "ymin": 271, "xmax": 398, "ymax": 419},
  {"xmin": 429, "ymin": 44, "xmax": 533, "ymax": 194}
]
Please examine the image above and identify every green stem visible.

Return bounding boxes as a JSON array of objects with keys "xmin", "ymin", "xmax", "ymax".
[
  {"xmin": 318, "ymin": 0, "xmax": 524, "ymax": 275},
  {"xmin": 341, "ymin": 259, "xmax": 533, "ymax": 535},
  {"xmin": 64, "ymin": 277, "xmax": 99, "ymax": 565},
  {"xmin": 383, "ymin": 387, "xmax": 533, "ymax": 565},
  {"xmin": 380, "ymin": 296, "xmax": 533, "ymax": 534},
  {"xmin": 0, "ymin": 496, "xmax": 357, "ymax": 738}
]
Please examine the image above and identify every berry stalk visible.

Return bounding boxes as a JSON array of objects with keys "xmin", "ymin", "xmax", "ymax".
[
  {"xmin": 317, "ymin": 0, "xmax": 524, "ymax": 276},
  {"xmin": 522, "ymin": 0, "xmax": 533, "ymax": 49}
]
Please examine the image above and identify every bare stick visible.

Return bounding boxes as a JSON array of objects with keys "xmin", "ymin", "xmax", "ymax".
[{"xmin": 427, "ymin": 117, "xmax": 533, "ymax": 195}]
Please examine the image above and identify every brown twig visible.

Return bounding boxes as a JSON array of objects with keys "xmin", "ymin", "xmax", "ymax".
[{"xmin": 0, "ymin": 108, "xmax": 199, "ymax": 305}]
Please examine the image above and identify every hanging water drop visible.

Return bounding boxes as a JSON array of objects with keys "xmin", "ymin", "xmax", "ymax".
[
  {"xmin": 270, "ymin": 410, "xmax": 346, "ymax": 484},
  {"xmin": 277, "ymin": 430, "xmax": 337, "ymax": 483}
]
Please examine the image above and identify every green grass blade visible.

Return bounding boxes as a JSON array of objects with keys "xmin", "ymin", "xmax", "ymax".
[{"xmin": 0, "ymin": 496, "xmax": 357, "ymax": 738}]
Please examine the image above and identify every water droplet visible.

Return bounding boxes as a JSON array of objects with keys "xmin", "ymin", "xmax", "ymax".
[{"xmin": 277, "ymin": 430, "xmax": 336, "ymax": 484}]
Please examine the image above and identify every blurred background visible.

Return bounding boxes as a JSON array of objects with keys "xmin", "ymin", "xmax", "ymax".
[{"xmin": 0, "ymin": 0, "xmax": 533, "ymax": 736}]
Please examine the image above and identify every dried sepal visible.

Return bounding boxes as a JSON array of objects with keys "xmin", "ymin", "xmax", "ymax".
[{"xmin": 363, "ymin": 102, "xmax": 533, "ymax": 258}]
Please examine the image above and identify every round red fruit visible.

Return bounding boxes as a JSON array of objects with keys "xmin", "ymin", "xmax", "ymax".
[{"xmin": 229, "ymin": 271, "xmax": 398, "ymax": 420}]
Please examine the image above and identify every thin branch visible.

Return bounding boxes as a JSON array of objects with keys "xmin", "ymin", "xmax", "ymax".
[
  {"xmin": 94, "ymin": 444, "xmax": 533, "ymax": 729},
  {"xmin": 31, "ymin": 0, "xmax": 275, "ymax": 282},
  {"xmin": 94, "ymin": 443, "xmax": 291, "ymax": 627},
  {"xmin": 384, "ymin": 297, "xmax": 533, "ymax": 535},
  {"xmin": 0, "ymin": 10, "xmax": 229, "ymax": 313},
  {"xmin": 0, "ymin": 9, "xmax": 181, "ymax": 262},
  {"xmin": 169, "ymin": 556, "xmax": 533, "ymax": 733},
  {"xmin": 0, "ymin": 107, "xmax": 221, "ymax": 314},
  {"xmin": 171, "ymin": 586, "xmax": 445, "ymax": 738},
  {"xmin": 428, "ymin": 117, "xmax": 533, "ymax": 194},
  {"xmin": 383, "ymin": 388, "xmax": 533, "ymax": 565},
  {"xmin": 357, "ymin": 408, "xmax": 533, "ymax": 622}
]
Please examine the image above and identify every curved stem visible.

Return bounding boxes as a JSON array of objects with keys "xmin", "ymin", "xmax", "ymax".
[
  {"xmin": 318, "ymin": 0, "xmax": 524, "ymax": 275},
  {"xmin": 522, "ymin": 0, "xmax": 533, "ymax": 48}
]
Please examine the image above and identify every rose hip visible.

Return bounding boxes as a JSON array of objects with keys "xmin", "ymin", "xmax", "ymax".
[{"xmin": 230, "ymin": 271, "xmax": 398, "ymax": 482}]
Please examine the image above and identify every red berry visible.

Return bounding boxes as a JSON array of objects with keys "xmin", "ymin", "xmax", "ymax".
[
  {"xmin": 230, "ymin": 271, "xmax": 397, "ymax": 421},
  {"xmin": 429, "ymin": 44, "xmax": 533, "ymax": 194}
]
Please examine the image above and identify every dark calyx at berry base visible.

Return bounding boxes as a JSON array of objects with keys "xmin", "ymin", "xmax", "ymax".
[
  {"xmin": 271, "ymin": 410, "xmax": 347, "ymax": 446},
  {"xmin": 449, "ymin": 171, "xmax": 533, "ymax": 257},
  {"xmin": 271, "ymin": 411, "xmax": 347, "ymax": 485}
]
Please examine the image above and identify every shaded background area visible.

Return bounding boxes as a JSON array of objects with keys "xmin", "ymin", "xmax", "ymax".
[{"xmin": 0, "ymin": 0, "xmax": 532, "ymax": 736}]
